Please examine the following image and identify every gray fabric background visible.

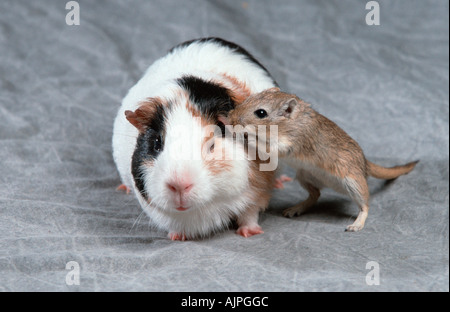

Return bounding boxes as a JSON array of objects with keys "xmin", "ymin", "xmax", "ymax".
[{"xmin": 0, "ymin": 0, "xmax": 448, "ymax": 292}]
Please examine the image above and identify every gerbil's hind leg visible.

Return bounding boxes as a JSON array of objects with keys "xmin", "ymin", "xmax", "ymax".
[
  {"xmin": 344, "ymin": 176, "xmax": 370, "ymax": 232},
  {"xmin": 282, "ymin": 182, "xmax": 321, "ymax": 218}
]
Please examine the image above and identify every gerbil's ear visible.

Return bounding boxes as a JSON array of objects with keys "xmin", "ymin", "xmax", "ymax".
[
  {"xmin": 277, "ymin": 98, "xmax": 298, "ymax": 119},
  {"xmin": 217, "ymin": 115, "xmax": 231, "ymax": 125},
  {"xmin": 266, "ymin": 87, "xmax": 281, "ymax": 93}
]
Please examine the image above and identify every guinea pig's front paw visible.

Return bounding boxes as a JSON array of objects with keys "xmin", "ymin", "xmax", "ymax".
[
  {"xmin": 236, "ymin": 225, "xmax": 264, "ymax": 238},
  {"xmin": 116, "ymin": 184, "xmax": 131, "ymax": 194},
  {"xmin": 168, "ymin": 232, "xmax": 188, "ymax": 241}
]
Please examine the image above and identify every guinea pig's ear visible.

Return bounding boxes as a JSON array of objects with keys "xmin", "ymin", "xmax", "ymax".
[
  {"xmin": 125, "ymin": 105, "xmax": 157, "ymax": 133},
  {"xmin": 277, "ymin": 98, "xmax": 298, "ymax": 119},
  {"xmin": 125, "ymin": 109, "xmax": 149, "ymax": 133},
  {"xmin": 125, "ymin": 98, "xmax": 163, "ymax": 133}
]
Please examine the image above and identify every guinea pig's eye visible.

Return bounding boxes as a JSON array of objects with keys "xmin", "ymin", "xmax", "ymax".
[
  {"xmin": 153, "ymin": 136, "xmax": 162, "ymax": 152},
  {"xmin": 254, "ymin": 109, "xmax": 268, "ymax": 119}
]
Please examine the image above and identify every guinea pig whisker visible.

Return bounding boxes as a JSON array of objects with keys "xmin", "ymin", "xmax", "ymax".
[{"xmin": 129, "ymin": 210, "xmax": 147, "ymax": 233}]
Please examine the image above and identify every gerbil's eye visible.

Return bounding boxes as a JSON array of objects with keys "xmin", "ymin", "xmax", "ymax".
[
  {"xmin": 254, "ymin": 109, "xmax": 268, "ymax": 119},
  {"xmin": 209, "ymin": 143, "xmax": 215, "ymax": 153}
]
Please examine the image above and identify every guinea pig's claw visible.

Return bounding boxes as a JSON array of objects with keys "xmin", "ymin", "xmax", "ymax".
[
  {"xmin": 236, "ymin": 225, "xmax": 264, "ymax": 238},
  {"xmin": 169, "ymin": 232, "xmax": 188, "ymax": 241},
  {"xmin": 116, "ymin": 184, "xmax": 131, "ymax": 194}
]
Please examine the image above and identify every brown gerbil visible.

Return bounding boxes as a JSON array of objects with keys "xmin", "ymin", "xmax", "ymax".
[{"xmin": 221, "ymin": 87, "xmax": 418, "ymax": 232}]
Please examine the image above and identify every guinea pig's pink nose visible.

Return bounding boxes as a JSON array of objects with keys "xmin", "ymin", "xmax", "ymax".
[{"xmin": 167, "ymin": 181, "xmax": 193, "ymax": 194}]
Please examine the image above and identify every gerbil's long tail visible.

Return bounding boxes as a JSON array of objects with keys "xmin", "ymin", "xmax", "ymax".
[{"xmin": 367, "ymin": 160, "xmax": 419, "ymax": 180}]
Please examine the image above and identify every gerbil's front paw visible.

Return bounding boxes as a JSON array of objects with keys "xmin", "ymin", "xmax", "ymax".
[
  {"xmin": 236, "ymin": 225, "xmax": 264, "ymax": 238},
  {"xmin": 273, "ymin": 175, "xmax": 293, "ymax": 189},
  {"xmin": 168, "ymin": 232, "xmax": 188, "ymax": 241}
]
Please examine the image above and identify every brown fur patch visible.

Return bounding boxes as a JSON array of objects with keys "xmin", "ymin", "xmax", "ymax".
[
  {"xmin": 203, "ymin": 137, "xmax": 234, "ymax": 175},
  {"xmin": 126, "ymin": 97, "xmax": 165, "ymax": 134},
  {"xmin": 247, "ymin": 159, "xmax": 275, "ymax": 211},
  {"xmin": 204, "ymin": 158, "xmax": 233, "ymax": 176}
]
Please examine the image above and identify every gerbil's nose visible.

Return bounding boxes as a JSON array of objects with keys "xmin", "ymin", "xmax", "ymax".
[{"xmin": 167, "ymin": 181, "xmax": 193, "ymax": 194}]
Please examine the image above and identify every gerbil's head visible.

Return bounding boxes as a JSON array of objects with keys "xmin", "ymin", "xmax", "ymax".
[
  {"xmin": 124, "ymin": 84, "xmax": 250, "ymax": 237},
  {"xmin": 221, "ymin": 87, "xmax": 303, "ymax": 128},
  {"xmin": 217, "ymin": 88, "xmax": 309, "ymax": 156}
]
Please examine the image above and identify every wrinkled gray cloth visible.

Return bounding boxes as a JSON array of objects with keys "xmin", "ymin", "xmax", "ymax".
[{"xmin": 0, "ymin": 0, "xmax": 448, "ymax": 291}]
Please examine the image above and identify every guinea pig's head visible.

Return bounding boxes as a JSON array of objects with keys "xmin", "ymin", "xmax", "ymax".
[{"xmin": 125, "ymin": 92, "xmax": 249, "ymax": 219}]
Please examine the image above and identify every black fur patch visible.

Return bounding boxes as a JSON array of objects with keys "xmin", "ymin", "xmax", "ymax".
[
  {"xmin": 171, "ymin": 37, "xmax": 278, "ymax": 86},
  {"xmin": 131, "ymin": 104, "xmax": 166, "ymax": 200},
  {"xmin": 177, "ymin": 75, "xmax": 235, "ymax": 121}
]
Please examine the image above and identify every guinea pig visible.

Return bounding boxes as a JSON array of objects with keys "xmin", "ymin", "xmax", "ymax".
[{"xmin": 112, "ymin": 38, "xmax": 277, "ymax": 240}]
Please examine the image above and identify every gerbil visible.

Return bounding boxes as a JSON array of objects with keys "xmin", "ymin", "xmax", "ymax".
[
  {"xmin": 112, "ymin": 38, "xmax": 277, "ymax": 240},
  {"xmin": 222, "ymin": 87, "xmax": 418, "ymax": 231}
]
